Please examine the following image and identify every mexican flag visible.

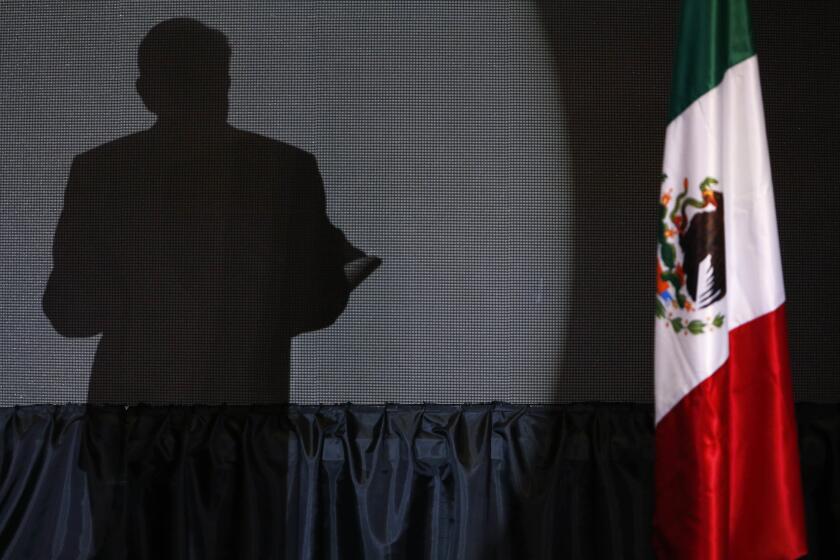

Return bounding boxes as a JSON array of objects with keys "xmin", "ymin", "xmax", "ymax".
[{"xmin": 654, "ymin": 0, "xmax": 807, "ymax": 557}]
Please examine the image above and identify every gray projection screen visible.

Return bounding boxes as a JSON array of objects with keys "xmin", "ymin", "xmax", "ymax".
[{"xmin": 1, "ymin": 1, "xmax": 838, "ymax": 406}]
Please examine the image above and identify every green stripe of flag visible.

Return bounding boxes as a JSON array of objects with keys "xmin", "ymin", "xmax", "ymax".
[{"xmin": 668, "ymin": 0, "xmax": 756, "ymax": 123}]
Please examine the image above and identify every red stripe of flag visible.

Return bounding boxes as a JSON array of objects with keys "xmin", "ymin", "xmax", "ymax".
[{"xmin": 654, "ymin": 304, "xmax": 807, "ymax": 558}]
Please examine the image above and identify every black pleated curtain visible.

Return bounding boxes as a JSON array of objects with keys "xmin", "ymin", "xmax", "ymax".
[{"xmin": 1, "ymin": 403, "xmax": 838, "ymax": 559}]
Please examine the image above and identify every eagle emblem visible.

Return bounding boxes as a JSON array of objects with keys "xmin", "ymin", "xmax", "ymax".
[{"xmin": 656, "ymin": 176, "xmax": 726, "ymax": 335}]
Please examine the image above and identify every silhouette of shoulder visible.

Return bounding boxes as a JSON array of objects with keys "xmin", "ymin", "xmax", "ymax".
[
  {"xmin": 234, "ymin": 129, "xmax": 326, "ymax": 204},
  {"xmin": 68, "ymin": 127, "xmax": 321, "ymax": 202},
  {"xmin": 236, "ymin": 128, "xmax": 319, "ymax": 166},
  {"xmin": 74, "ymin": 127, "xmax": 315, "ymax": 164},
  {"xmin": 73, "ymin": 130, "xmax": 149, "ymax": 166}
]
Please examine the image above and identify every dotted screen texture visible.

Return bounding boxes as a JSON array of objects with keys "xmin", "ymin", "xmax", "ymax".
[{"xmin": 0, "ymin": 1, "xmax": 838, "ymax": 406}]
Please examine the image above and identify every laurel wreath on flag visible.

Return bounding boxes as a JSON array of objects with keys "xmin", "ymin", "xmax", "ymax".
[{"xmin": 656, "ymin": 174, "xmax": 726, "ymax": 336}]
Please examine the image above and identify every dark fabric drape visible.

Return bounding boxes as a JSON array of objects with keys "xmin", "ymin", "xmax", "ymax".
[
  {"xmin": 797, "ymin": 404, "xmax": 840, "ymax": 558},
  {"xmin": 0, "ymin": 403, "xmax": 837, "ymax": 559}
]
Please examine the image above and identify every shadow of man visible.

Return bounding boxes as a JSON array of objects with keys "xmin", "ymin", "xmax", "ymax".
[
  {"xmin": 40, "ymin": 18, "xmax": 385, "ymax": 558},
  {"xmin": 43, "ymin": 17, "xmax": 372, "ymax": 405}
]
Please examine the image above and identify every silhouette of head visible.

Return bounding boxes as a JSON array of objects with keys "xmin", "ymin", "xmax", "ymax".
[{"xmin": 136, "ymin": 18, "xmax": 231, "ymax": 125}]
